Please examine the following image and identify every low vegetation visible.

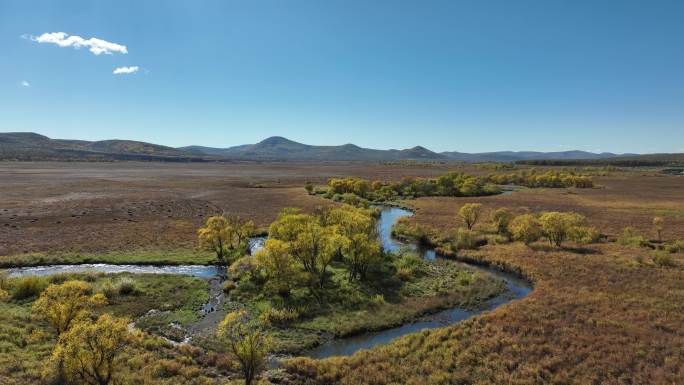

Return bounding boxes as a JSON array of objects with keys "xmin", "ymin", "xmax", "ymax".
[{"xmin": 223, "ymin": 205, "xmax": 505, "ymax": 354}]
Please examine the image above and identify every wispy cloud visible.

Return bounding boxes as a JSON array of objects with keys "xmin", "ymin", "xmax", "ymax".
[
  {"xmin": 113, "ymin": 66, "xmax": 139, "ymax": 75},
  {"xmin": 21, "ymin": 80, "xmax": 30, "ymax": 87},
  {"xmin": 30, "ymin": 32, "xmax": 127, "ymax": 55}
]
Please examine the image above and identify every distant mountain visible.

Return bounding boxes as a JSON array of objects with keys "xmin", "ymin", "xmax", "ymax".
[
  {"xmin": 440, "ymin": 150, "xmax": 637, "ymax": 162},
  {"xmin": 0, "ymin": 132, "xmax": 652, "ymax": 162},
  {"xmin": 182, "ymin": 136, "xmax": 446, "ymax": 161},
  {"xmin": 0, "ymin": 132, "xmax": 200, "ymax": 161}
]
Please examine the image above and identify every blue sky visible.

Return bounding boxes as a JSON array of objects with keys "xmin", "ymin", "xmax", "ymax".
[{"xmin": 1, "ymin": 0, "xmax": 683, "ymax": 153}]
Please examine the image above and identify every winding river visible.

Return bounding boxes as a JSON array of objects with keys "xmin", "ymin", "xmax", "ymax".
[{"xmin": 5, "ymin": 206, "xmax": 532, "ymax": 359}]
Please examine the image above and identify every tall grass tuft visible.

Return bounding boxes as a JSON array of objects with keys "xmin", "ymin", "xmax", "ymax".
[{"xmin": 11, "ymin": 276, "xmax": 48, "ymax": 300}]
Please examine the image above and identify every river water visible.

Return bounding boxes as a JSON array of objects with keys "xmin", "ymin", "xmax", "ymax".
[{"xmin": 5, "ymin": 206, "xmax": 531, "ymax": 359}]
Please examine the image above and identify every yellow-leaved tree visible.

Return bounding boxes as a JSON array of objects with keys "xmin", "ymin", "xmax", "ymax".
[
  {"xmin": 51, "ymin": 313, "xmax": 134, "ymax": 385},
  {"xmin": 325, "ymin": 205, "xmax": 382, "ymax": 281},
  {"xmin": 255, "ymin": 239, "xmax": 302, "ymax": 297},
  {"xmin": 198, "ymin": 215, "xmax": 255, "ymax": 265},
  {"xmin": 509, "ymin": 214, "xmax": 542, "ymax": 246},
  {"xmin": 539, "ymin": 211, "xmax": 586, "ymax": 247},
  {"xmin": 32, "ymin": 280, "xmax": 108, "ymax": 334},
  {"xmin": 459, "ymin": 203, "xmax": 483, "ymax": 230},
  {"xmin": 268, "ymin": 210, "xmax": 339, "ymax": 287},
  {"xmin": 218, "ymin": 309, "xmax": 270, "ymax": 385}
]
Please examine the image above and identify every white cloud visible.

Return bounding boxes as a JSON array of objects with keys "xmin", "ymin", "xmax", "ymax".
[
  {"xmin": 113, "ymin": 66, "xmax": 139, "ymax": 75},
  {"xmin": 31, "ymin": 32, "xmax": 127, "ymax": 55},
  {"xmin": 21, "ymin": 80, "xmax": 30, "ymax": 87}
]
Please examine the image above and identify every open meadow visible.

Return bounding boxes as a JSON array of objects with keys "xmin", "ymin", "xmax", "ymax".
[{"xmin": 0, "ymin": 161, "xmax": 683, "ymax": 385}]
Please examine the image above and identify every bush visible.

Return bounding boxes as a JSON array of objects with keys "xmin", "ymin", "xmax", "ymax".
[
  {"xmin": 491, "ymin": 208, "xmax": 513, "ymax": 236},
  {"xmin": 618, "ymin": 227, "xmax": 648, "ymax": 248},
  {"xmin": 259, "ymin": 307, "xmax": 301, "ymax": 326},
  {"xmin": 10, "ymin": 276, "xmax": 48, "ymax": 300},
  {"xmin": 369, "ymin": 294, "xmax": 386, "ymax": 308},
  {"xmin": 394, "ymin": 253, "xmax": 424, "ymax": 280},
  {"xmin": 652, "ymin": 251, "xmax": 677, "ymax": 267},
  {"xmin": 539, "ymin": 211, "xmax": 586, "ymax": 247},
  {"xmin": 223, "ymin": 281, "xmax": 237, "ymax": 293},
  {"xmin": 570, "ymin": 226, "xmax": 602, "ymax": 244},
  {"xmin": 665, "ymin": 240, "xmax": 684, "ymax": 253},
  {"xmin": 228, "ymin": 256, "xmax": 260, "ymax": 282},
  {"xmin": 450, "ymin": 228, "xmax": 480, "ymax": 251},
  {"xmin": 116, "ymin": 277, "xmax": 139, "ymax": 296},
  {"xmin": 509, "ymin": 214, "xmax": 542, "ymax": 245}
]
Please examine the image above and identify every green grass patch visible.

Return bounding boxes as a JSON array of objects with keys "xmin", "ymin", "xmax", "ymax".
[{"xmin": 0, "ymin": 249, "xmax": 216, "ymax": 268}]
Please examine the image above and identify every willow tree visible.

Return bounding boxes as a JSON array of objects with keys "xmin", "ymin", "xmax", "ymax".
[
  {"xmin": 539, "ymin": 211, "xmax": 586, "ymax": 247},
  {"xmin": 459, "ymin": 203, "xmax": 483, "ymax": 230},
  {"xmin": 52, "ymin": 314, "xmax": 134, "ymax": 385},
  {"xmin": 255, "ymin": 239, "xmax": 301, "ymax": 297},
  {"xmin": 33, "ymin": 280, "xmax": 108, "ymax": 335},
  {"xmin": 218, "ymin": 310, "xmax": 270, "ymax": 385},
  {"xmin": 269, "ymin": 210, "xmax": 341, "ymax": 287},
  {"xmin": 198, "ymin": 215, "xmax": 255, "ymax": 265},
  {"xmin": 491, "ymin": 208, "xmax": 514, "ymax": 236},
  {"xmin": 510, "ymin": 214, "xmax": 542, "ymax": 245},
  {"xmin": 325, "ymin": 205, "xmax": 382, "ymax": 281}
]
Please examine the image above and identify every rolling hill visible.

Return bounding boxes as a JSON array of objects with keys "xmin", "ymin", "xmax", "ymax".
[
  {"xmin": 0, "ymin": 132, "xmax": 200, "ymax": 161},
  {"xmin": 1, "ymin": 132, "xmax": 669, "ymax": 163}
]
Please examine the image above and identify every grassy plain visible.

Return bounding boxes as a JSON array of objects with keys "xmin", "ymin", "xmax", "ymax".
[{"xmin": 0, "ymin": 162, "xmax": 683, "ymax": 384}]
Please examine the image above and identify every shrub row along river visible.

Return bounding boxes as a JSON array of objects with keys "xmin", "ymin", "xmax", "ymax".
[{"xmin": 6, "ymin": 206, "xmax": 532, "ymax": 359}]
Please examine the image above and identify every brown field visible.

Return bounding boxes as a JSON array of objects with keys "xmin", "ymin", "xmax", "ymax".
[
  {"xmin": 1, "ymin": 161, "xmax": 683, "ymax": 385},
  {"xmin": 0, "ymin": 161, "xmax": 463, "ymax": 255}
]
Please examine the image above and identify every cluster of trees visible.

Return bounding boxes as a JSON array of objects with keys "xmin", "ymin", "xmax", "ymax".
[
  {"xmin": 29, "ymin": 280, "xmax": 136, "ymax": 385},
  {"xmin": 499, "ymin": 210, "xmax": 599, "ymax": 247},
  {"xmin": 448, "ymin": 203, "xmax": 600, "ymax": 249},
  {"xmin": 325, "ymin": 173, "xmax": 502, "ymax": 203},
  {"xmin": 197, "ymin": 215, "xmax": 255, "ymax": 266},
  {"xmin": 483, "ymin": 169, "xmax": 594, "ymax": 188},
  {"xmin": 254, "ymin": 205, "xmax": 383, "ymax": 296}
]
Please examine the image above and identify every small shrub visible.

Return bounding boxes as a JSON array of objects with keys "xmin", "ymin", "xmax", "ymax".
[
  {"xmin": 457, "ymin": 271, "xmax": 475, "ymax": 286},
  {"xmin": 10, "ymin": 276, "xmax": 48, "ymax": 300},
  {"xmin": 570, "ymin": 226, "xmax": 602, "ymax": 244},
  {"xmin": 116, "ymin": 277, "xmax": 139, "ymax": 296},
  {"xmin": 228, "ymin": 256, "xmax": 259, "ymax": 281},
  {"xmin": 304, "ymin": 181, "xmax": 314, "ymax": 195},
  {"xmin": 394, "ymin": 253, "xmax": 424, "ymax": 280},
  {"xmin": 652, "ymin": 251, "xmax": 677, "ymax": 267},
  {"xmin": 450, "ymin": 228, "xmax": 480, "ymax": 251},
  {"xmin": 618, "ymin": 227, "xmax": 648, "ymax": 248},
  {"xmin": 259, "ymin": 307, "xmax": 301, "ymax": 326},
  {"xmin": 665, "ymin": 240, "xmax": 684, "ymax": 253},
  {"xmin": 223, "ymin": 281, "xmax": 237, "ymax": 293},
  {"xmin": 491, "ymin": 208, "xmax": 513, "ymax": 236},
  {"xmin": 369, "ymin": 294, "xmax": 386, "ymax": 308}
]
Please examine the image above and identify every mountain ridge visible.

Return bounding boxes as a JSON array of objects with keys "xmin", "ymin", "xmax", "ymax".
[{"xmin": 0, "ymin": 132, "xmax": 649, "ymax": 162}]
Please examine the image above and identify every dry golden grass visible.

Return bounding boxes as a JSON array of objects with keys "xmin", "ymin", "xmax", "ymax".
[{"xmin": 282, "ymin": 173, "xmax": 684, "ymax": 385}]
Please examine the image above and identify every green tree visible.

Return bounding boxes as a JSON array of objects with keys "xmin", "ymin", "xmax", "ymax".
[
  {"xmin": 218, "ymin": 310, "xmax": 270, "ymax": 385},
  {"xmin": 459, "ymin": 203, "xmax": 483, "ymax": 230},
  {"xmin": 539, "ymin": 211, "xmax": 586, "ymax": 247},
  {"xmin": 33, "ymin": 280, "xmax": 108, "ymax": 335},
  {"xmin": 509, "ymin": 214, "xmax": 542, "ymax": 245},
  {"xmin": 491, "ymin": 208, "xmax": 513, "ymax": 236},
  {"xmin": 51, "ymin": 314, "xmax": 134, "ymax": 385}
]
